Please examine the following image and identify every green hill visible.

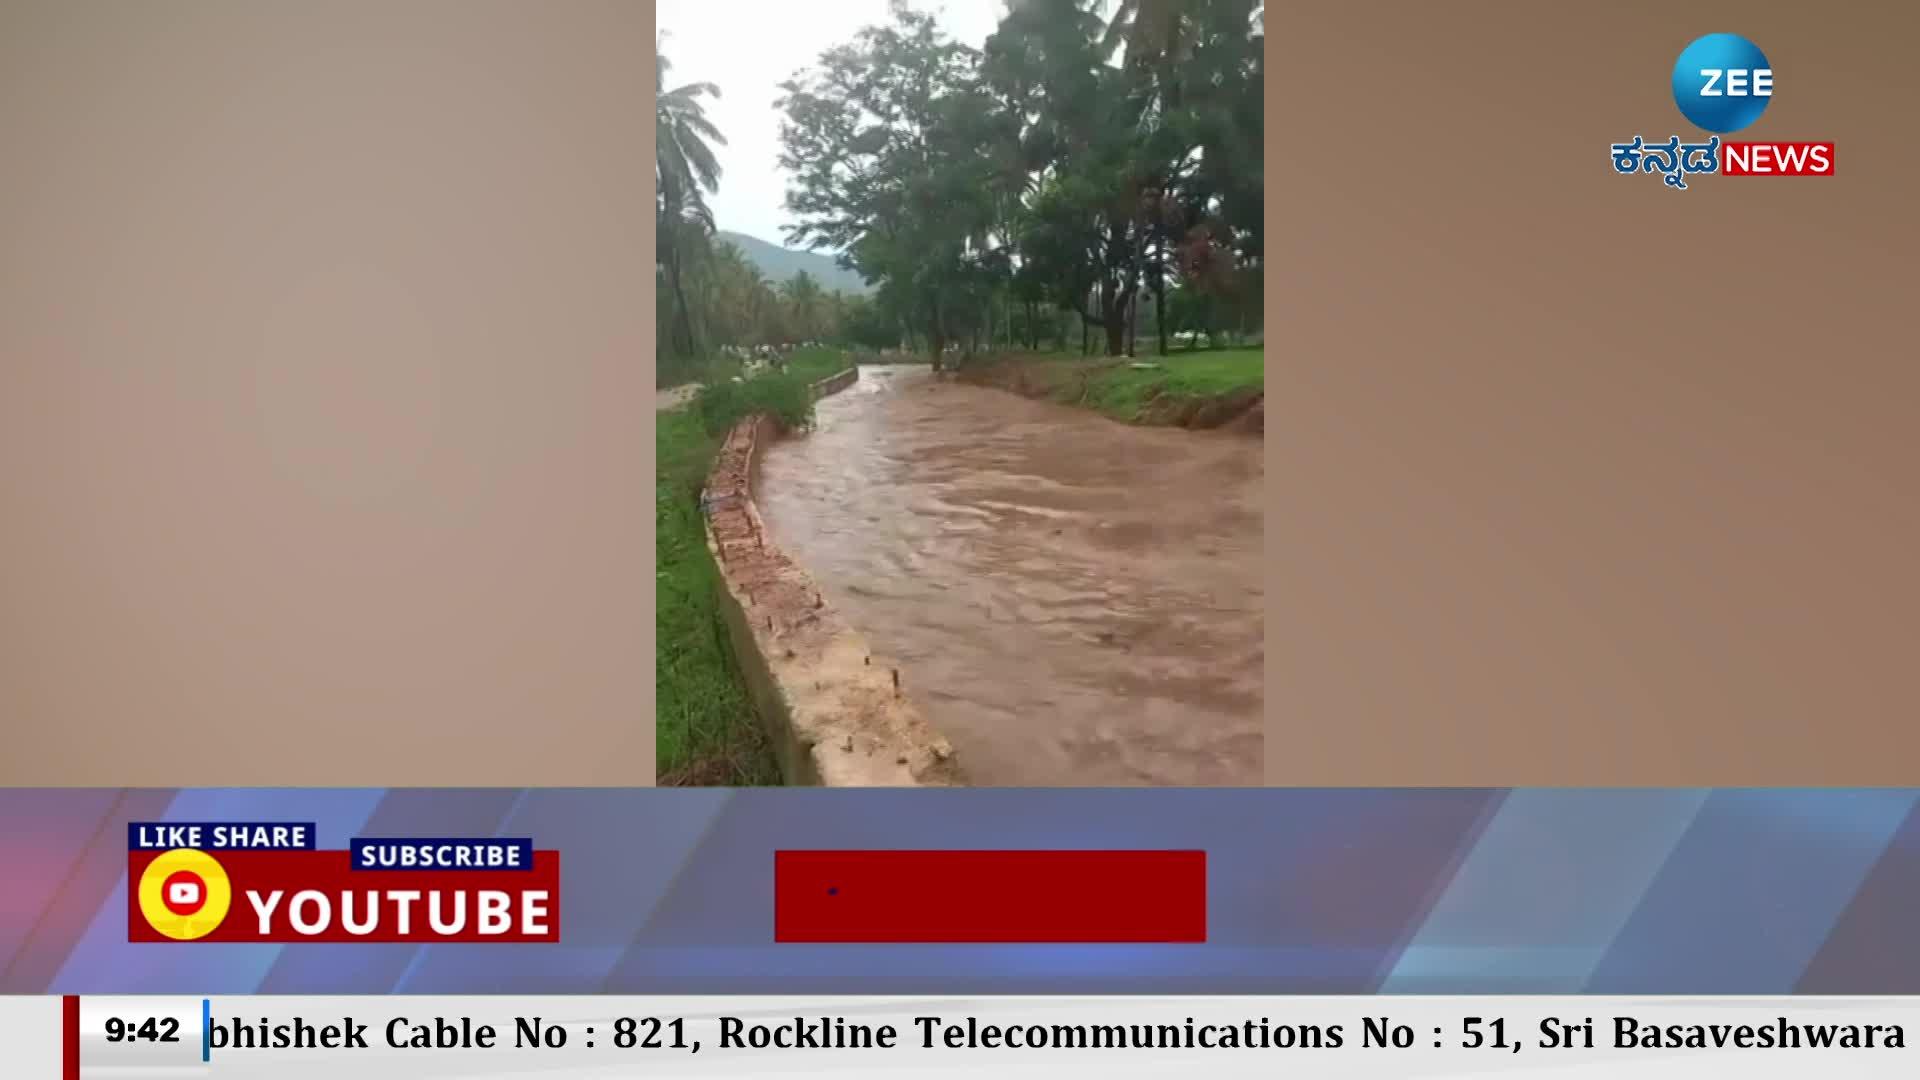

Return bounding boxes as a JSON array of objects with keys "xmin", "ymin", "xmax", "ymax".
[{"xmin": 715, "ymin": 230, "xmax": 871, "ymax": 296}]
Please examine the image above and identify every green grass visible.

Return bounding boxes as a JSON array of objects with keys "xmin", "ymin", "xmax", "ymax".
[
  {"xmin": 665, "ymin": 345, "xmax": 857, "ymax": 390},
  {"xmin": 655, "ymin": 356, "xmax": 840, "ymax": 785},
  {"xmin": 972, "ymin": 346, "xmax": 1265, "ymax": 424},
  {"xmin": 1078, "ymin": 347, "xmax": 1265, "ymax": 420},
  {"xmin": 657, "ymin": 349, "xmax": 712, "ymax": 390},
  {"xmin": 693, "ymin": 371, "xmax": 815, "ymax": 440},
  {"xmin": 656, "ymin": 407, "xmax": 780, "ymax": 785},
  {"xmin": 784, "ymin": 345, "xmax": 852, "ymax": 384}
]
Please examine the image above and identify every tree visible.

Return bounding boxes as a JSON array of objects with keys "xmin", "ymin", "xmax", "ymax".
[
  {"xmin": 983, "ymin": 0, "xmax": 1165, "ymax": 357},
  {"xmin": 839, "ymin": 293, "xmax": 901, "ymax": 350},
  {"xmin": 1103, "ymin": 0, "xmax": 1197, "ymax": 69},
  {"xmin": 778, "ymin": 2, "xmax": 1005, "ymax": 369},
  {"xmin": 1094, "ymin": 0, "xmax": 1266, "ymax": 355},
  {"xmin": 769, "ymin": 0, "xmax": 1262, "ymax": 363},
  {"xmin": 779, "ymin": 271, "xmax": 825, "ymax": 341},
  {"xmin": 656, "ymin": 36, "xmax": 726, "ymax": 359}
]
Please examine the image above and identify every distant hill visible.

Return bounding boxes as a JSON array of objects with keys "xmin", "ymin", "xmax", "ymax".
[{"xmin": 715, "ymin": 230, "xmax": 872, "ymax": 296}]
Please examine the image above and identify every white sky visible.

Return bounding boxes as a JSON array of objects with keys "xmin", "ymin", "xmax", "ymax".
[{"xmin": 656, "ymin": 0, "xmax": 1006, "ymax": 249}]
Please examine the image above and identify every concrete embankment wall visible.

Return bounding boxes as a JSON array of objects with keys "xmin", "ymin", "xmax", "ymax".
[
  {"xmin": 810, "ymin": 366, "xmax": 858, "ymax": 398},
  {"xmin": 700, "ymin": 368, "xmax": 963, "ymax": 787}
]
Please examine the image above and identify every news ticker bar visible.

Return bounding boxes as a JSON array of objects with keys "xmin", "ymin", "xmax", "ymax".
[{"xmin": 11, "ymin": 994, "xmax": 1917, "ymax": 1078}]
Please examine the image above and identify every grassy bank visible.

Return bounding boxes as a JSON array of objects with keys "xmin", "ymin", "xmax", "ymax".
[
  {"xmin": 655, "ymin": 367, "xmax": 822, "ymax": 786},
  {"xmin": 662, "ymin": 344, "xmax": 856, "ymax": 391},
  {"xmin": 959, "ymin": 347, "xmax": 1264, "ymax": 430},
  {"xmin": 784, "ymin": 345, "xmax": 852, "ymax": 384}
]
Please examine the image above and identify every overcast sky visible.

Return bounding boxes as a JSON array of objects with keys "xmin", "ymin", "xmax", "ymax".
[{"xmin": 656, "ymin": 0, "xmax": 1005, "ymax": 249}]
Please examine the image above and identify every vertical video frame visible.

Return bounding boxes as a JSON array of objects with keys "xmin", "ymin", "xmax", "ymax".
[{"xmin": 654, "ymin": 0, "xmax": 1267, "ymax": 788}]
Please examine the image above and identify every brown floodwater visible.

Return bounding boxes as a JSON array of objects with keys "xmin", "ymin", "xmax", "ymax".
[{"xmin": 756, "ymin": 365, "xmax": 1263, "ymax": 786}]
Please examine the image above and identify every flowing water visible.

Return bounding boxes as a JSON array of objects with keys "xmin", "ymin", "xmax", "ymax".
[{"xmin": 756, "ymin": 365, "xmax": 1264, "ymax": 787}]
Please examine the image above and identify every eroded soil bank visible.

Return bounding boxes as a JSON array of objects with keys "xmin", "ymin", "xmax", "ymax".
[
  {"xmin": 956, "ymin": 351, "xmax": 1265, "ymax": 434},
  {"xmin": 757, "ymin": 365, "xmax": 1263, "ymax": 787}
]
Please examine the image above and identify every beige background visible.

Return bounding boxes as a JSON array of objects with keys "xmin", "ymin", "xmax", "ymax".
[
  {"xmin": 1269, "ymin": 1, "xmax": 1920, "ymax": 783},
  {"xmin": 0, "ymin": 0, "xmax": 656, "ymax": 784},
  {"xmin": 4, "ymin": 2, "xmax": 1915, "ymax": 788}
]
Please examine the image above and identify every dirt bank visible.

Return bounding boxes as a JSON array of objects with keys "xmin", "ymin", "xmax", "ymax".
[
  {"xmin": 955, "ymin": 352, "xmax": 1264, "ymax": 434},
  {"xmin": 655, "ymin": 383, "xmax": 699, "ymax": 412}
]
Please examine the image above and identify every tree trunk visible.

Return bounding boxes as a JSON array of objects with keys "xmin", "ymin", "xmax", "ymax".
[
  {"xmin": 1105, "ymin": 317, "xmax": 1125, "ymax": 357},
  {"xmin": 668, "ymin": 245, "xmax": 698, "ymax": 357},
  {"xmin": 1155, "ymin": 284, "xmax": 1167, "ymax": 357},
  {"xmin": 1152, "ymin": 230, "xmax": 1169, "ymax": 356},
  {"xmin": 1099, "ymin": 278, "xmax": 1133, "ymax": 357},
  {"xmin": 928, "ymin": 295, "xmax": 945, "ymax": 371},
  {"xmin": 1128, "ymin": 217, "xmax": 1142, "ymax": 359}
]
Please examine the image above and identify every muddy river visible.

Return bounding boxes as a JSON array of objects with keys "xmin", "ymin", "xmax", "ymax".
[{"xmin": 757, "ymin": 365, "xmax": 1263, "ymax": 786}]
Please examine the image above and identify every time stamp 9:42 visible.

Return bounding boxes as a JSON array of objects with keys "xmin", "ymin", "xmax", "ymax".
[{"xmin": 103, "ymin": 1017, "xmax": 182, "ymax": 1044}]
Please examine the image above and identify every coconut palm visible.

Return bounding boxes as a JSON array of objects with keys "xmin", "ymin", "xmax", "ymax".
[
  {"xmin": 779, "ymin": 271, "xmax": 825, "ymax": 342},
  {"xmin": 656, "ymin": 37, "xmax": 726, "ymax": 357}
]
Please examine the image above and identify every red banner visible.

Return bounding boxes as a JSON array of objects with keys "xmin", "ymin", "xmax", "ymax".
[{"xmin": 775, "ymin": 849, "xmax": 1207, "ymax": 943}]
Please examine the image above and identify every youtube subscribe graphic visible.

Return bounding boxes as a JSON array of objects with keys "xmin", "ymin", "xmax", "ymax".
[
  {"xmin": 1613, "ymin": 32, "xmax": 1833, "ymax": 190},
  {"xmin": 126, "ymin": 822, "xmax": 559, "ymax": 943}
]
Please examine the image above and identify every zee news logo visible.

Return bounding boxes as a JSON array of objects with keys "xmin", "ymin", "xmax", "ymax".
[
  {"xmin": 127, "ymin": 822, "xmax": 561, "ymax": 944},
  {"xmin": 1614, "ymin": 33, "xmax": 1834, "ymax": 190}
]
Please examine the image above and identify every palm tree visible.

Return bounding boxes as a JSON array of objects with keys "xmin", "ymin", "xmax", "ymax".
[
  {"xmin": 656, "ymin": 36, "xmax": 726, "ymax": 357},
  {"xmin": 779, "ymin": 271, "xmax": 824, "ymax": 342},
  {"xmin": 701, "ymin": 241, "xmax": 753, "ymax": 347},
  {"xmin": 738, "ymin": 266, "xmax": 779, "ymax": 346}
]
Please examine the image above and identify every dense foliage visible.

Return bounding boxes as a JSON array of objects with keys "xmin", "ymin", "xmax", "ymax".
[
  {"xmin": 656, "ymin": 1, "xmax": 1265, "ymax": 384},
  {"xmin": 691, "ymin": 368, "xmax": 817, "ymax": 439},
  {"xmin": 778, "ymin": 0, "xmax": 1264, "ymax": 366}
]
